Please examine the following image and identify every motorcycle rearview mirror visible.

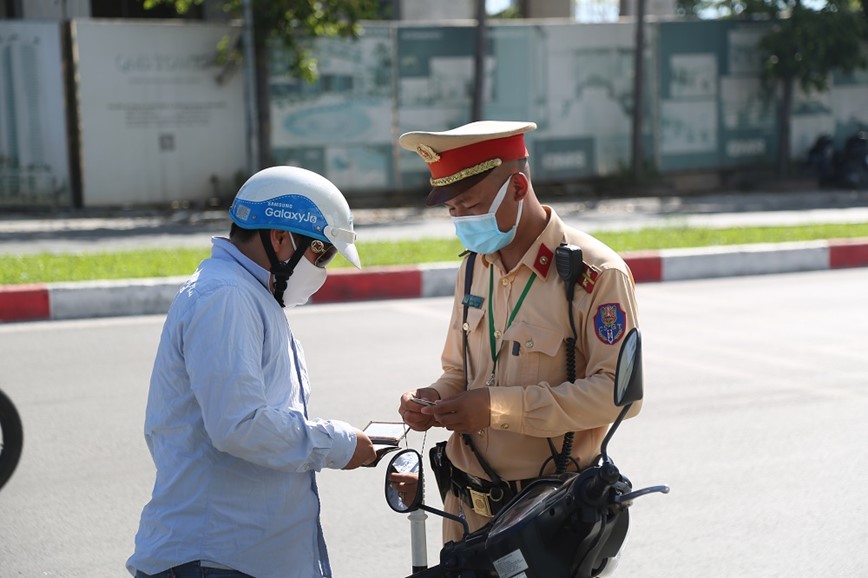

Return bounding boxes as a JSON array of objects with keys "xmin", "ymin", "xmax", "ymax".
[
  {"xmin": 385, "ymin": 449, "xmax": 423, "ymax": 513},
  {"xmin": 384, "ymin": 449, "xmax": 471, "ymax": 538},
  {"xmin": 614, "ymin": 327, "xmax": 643, "ymax": 407},
  {"xmin": 600, "ymin": 328, "xmax": 643, "ymax": 461}
]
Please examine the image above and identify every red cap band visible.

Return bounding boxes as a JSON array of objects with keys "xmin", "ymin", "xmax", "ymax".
[{"xmin": 428, "ymin": 134, "xmax": 529, "ymax": 182}]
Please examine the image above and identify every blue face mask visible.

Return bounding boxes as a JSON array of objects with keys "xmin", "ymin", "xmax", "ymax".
[{"xmin": 451, "ymin": 175, "xmax": 523, "ymax": 255}]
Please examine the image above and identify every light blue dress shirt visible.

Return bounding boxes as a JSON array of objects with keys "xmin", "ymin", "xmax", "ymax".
[{"xmin": 127, "ymin": 237, "xmax": 356, "ymax": 578}]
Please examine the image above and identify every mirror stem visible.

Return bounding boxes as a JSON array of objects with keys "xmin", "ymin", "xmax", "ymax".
[
  {"xmin": 421, "ymin": 504, "xmax": 470, "ymax": 539},
  {"xmin": 600, "ymin": 403, "xmax": 632, "ymax": 463}
]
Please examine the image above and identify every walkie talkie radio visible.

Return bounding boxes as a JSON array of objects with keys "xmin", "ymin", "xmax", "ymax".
[
  {"xmin": 553, "ymin": 243, "xmax": 583, "ymax": 474},
  {"xmin": 555, "ymin": 243, "xmax": 583, "ymax": 301}
]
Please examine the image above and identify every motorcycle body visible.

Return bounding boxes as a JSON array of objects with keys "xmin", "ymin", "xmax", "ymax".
[
  {"xmin": 385, "ymin": 328, "xmax": 668, "ymax": 578},
  {"xmin": 838, "ymin": 131, "xmax": 868, "ymax": 189}
]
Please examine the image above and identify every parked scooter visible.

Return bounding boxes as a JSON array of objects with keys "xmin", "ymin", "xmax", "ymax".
[
  {"xmin": 0, "ymin": 388, "xmax": 23, "ymax": 490},
  {"xmin": 384, "ymin": 328, "xmax": 668, "ymax": 578},
  {"xmin": 806, "ymin": 131, "xmax": 868, "ymax": 189}
]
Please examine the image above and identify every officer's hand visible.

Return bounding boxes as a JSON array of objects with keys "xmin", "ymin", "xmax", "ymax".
[
  {"xmin": 421, "ymin": 388, "xmax": 490, "ymax": 434},
  {"xmin": 343, "ymin": 430, "xmax": 376, "ymax": 470},
  {"xmin": 399, "ymin": 388, "xmax": 441, "ymax": 431}
]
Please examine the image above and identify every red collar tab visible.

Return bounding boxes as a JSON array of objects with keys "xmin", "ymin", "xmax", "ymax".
[
  {"xmin": 579, "ymin": 263, "xmax": 600, "ymax": 293},
  {"xmin": 533, "ymin": 244, "xmax": 554, "ymax": 278}
]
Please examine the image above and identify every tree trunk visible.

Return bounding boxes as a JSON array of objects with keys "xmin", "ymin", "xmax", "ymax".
[
  {"xmin": 255, "ymin": 41, "xmax": 272, "ymax": 170},
  {"xmin": 631, "ymin": 0, "xmax": 646, "ymax": 180},
  {"xmin": 777, "ymin": 76, "xmax": 794, "ymax": 176},
  {"xmin": 242, "ymin": 0, "xmax": 259, "ymax": 177},
  {"xmin": 472, "ymin": 0, "xmax": 487, "ymax": 122}
]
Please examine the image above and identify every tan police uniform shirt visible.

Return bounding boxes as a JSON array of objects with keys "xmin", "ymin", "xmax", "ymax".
[{"xmin": 430, "ymin": 206, "xmax": 641, "ymax": 488}]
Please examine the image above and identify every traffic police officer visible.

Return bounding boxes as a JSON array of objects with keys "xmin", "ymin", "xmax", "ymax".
[{"xmin": 397, "ymin": 120, "xmax": 641, "ymax": 543}]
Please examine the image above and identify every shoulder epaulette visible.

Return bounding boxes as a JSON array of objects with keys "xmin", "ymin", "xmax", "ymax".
[{"xmin": 578, "ymin": 262, "xmax": 600, "ymax": 294}]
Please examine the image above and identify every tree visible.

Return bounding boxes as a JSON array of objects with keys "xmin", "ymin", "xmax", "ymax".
[
  {"xmin": 473, "ymin": 0, "xmax": 487, "ymax": 121},
  {"xmin": 146, "ymin": 0, "xmax": 386, "ymax": 169},
  {"xmin": 677, "ymin": 0, "xmax": 868, "ymax": 175},
  {"xmin": 631, "ymin": 0, "xmax": 647, "ymax": 180},
  {"xmin": 759, "ymin": 1, "xmax": 867, "ymax": 174}
]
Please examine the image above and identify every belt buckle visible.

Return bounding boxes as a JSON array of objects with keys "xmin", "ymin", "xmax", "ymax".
[{"xmin": 468, "ymin": 487, "xmax": 493, "ymax": 517}]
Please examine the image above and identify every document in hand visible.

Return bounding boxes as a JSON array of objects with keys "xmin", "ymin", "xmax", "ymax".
[{"xmin": 363, "ymin": 421, "xmax": 410, "ymax": 467}]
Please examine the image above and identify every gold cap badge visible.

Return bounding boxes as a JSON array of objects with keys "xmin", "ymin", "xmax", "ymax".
[{"xmin": 415, "ymin": 144, "xmax": 441, "ymax": 164}]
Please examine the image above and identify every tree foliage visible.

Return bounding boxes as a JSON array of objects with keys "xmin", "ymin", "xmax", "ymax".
[
  {"xmin": 675, "ymin": 0, "xmax": 867, "ymax": 172},
  {"xmin": 761, "ymin": 1, "xmax": 866, "ymax": 97},
  {"xmin": 675, "ymin": 0, "xmax": 867, "ymax": 94},
  {"xmin": 145, "ymin": 0, "xmax": 386, "ymax": 82}
]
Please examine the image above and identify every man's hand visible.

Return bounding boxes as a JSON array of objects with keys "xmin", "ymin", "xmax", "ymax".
[
  {"xmin": 388, "ymin": 471, "xmax": 419, "ymax": 505},
  {"xmin": 343, "ymin": 430, "xmax": 376, "ymax": 469},
  {"xmin": 398, "ymin": 388, "xmax": 441, "ymax": 431},
  {"xmin": 421, "ymin": 388, "xmax": 490, "ymax": 434}
]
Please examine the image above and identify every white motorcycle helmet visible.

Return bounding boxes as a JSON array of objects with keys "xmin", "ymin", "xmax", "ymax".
[{"xmin": 229, "ymin": 165, "xmax": 361, "ymax": 269}]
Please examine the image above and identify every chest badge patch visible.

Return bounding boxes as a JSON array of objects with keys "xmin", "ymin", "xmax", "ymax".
[{"xmin": 594, "ymin": 303, "xmax": 626, "ymax": 345}]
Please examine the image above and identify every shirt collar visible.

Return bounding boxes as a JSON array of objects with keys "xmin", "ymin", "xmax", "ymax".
[{"xmin": 211, "ymin": 236, "xmax": 271, "ymax": 289}]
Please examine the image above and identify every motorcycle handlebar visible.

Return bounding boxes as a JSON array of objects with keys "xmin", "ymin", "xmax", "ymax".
[
  {"xmin": 579, "ymin": 463, "xmax": 620, "ymax": 502},
  {"xmin": 615, "ymin": 484, "xmax": 670, "ymax": 504}
]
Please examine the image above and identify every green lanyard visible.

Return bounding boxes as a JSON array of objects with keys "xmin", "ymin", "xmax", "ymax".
[{"xmin": 487, "ymin": 265, "xmax": 537, "ymax": 385}]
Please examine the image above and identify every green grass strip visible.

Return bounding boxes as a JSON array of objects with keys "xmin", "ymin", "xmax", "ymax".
[{"xmin": 2, "ymin": 222, "xmax": 867, "ymax": 285}]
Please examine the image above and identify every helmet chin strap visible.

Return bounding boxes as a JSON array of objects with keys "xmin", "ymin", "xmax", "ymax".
[{"xmin": 259, "ymin": 230, "xmax": 310, "ymax": 308}]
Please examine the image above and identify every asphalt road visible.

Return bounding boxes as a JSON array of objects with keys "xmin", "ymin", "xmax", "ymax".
[{"xmin": 1, "ymin": 269, "xmax": 866, "ymax": 577}]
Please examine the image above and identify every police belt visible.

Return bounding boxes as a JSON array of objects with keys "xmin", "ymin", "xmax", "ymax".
[{"xmin": 449, "ymin": 466, "xmax": 536, "ymax": 518}]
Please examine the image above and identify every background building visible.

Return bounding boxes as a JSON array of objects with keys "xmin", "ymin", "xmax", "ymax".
[{"xmin": 1, "ymin": 1, "xmax": 864, "ymax": 208}]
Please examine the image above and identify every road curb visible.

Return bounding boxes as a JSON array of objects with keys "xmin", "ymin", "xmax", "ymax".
[{"xmin": 3, "ymin": 239, "xmax": 868, "ymax": 323}]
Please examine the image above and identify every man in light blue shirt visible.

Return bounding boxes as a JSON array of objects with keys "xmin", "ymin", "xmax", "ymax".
[{"xmin": 128, "ymin": 167, "xmax": 376, "ymax": 578}]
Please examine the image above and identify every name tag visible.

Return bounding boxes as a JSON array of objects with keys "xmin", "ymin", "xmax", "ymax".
[{"xmin": 462, "ymin": 294, "xmax": 484, "ymax": 309}]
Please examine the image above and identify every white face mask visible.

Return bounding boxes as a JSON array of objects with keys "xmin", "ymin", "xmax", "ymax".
[{"xmin": 283, "ymin": 237, "xmax": 328, "ymax": 307}]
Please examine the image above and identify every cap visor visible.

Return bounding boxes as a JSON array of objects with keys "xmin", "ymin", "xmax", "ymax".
[
  {"xmin": 425, "ymin": 170, "xmax": 493, "ymax": 206},
  {"xmin": 336, "ymin": 241, "xmax": 361, "ymax": 269}
]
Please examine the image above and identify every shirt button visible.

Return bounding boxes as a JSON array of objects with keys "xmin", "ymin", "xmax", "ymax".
[
  {"xmin": 525, "ymin": 339, "xmax": 534, "ymax": 348},
  {"xmin": 501, "ymin": 277, "xmax": 510, "ymax": 286},
  {"xmin": 494, "ymin": 330, "xmax": 502, "ymax": 339}
]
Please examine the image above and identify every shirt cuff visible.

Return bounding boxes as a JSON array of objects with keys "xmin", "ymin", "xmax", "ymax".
[
  {"xmin": 488, "ymin": 386, "xmax": 524, "ymax": 433},
  {"xmin": 318, "ymin": 419, "xmax": 357, "ymax": 470}
]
